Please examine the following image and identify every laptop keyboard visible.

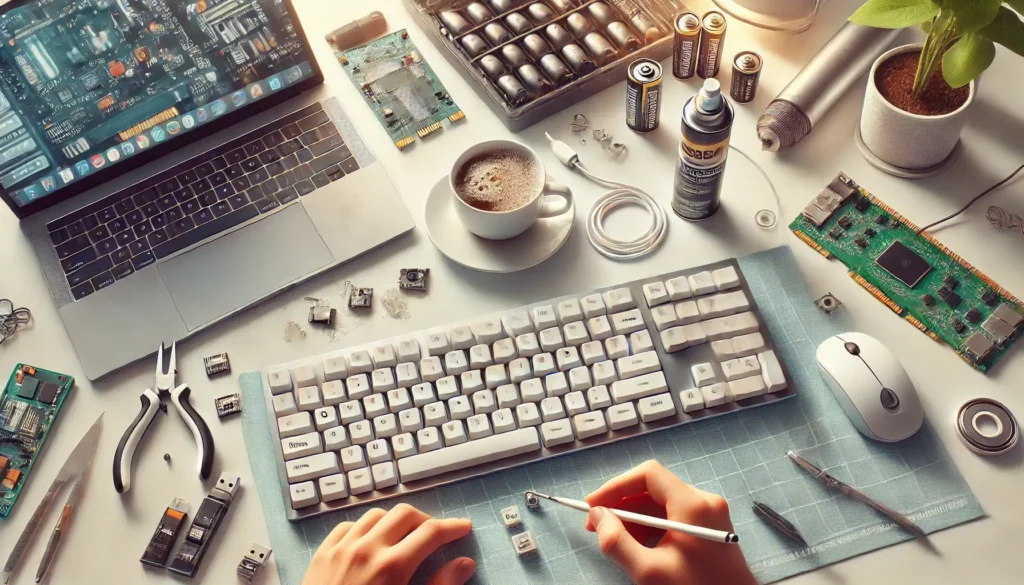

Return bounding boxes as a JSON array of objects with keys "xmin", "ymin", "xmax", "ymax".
[{"xmin": 46, "ymin": 102, "xmax": 361, "ymax": 302}]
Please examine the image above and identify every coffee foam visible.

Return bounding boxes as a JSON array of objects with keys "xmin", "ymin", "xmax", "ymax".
[{"xmin": 455, "ymin": 149, "xmax": 542, "ymax": 212}]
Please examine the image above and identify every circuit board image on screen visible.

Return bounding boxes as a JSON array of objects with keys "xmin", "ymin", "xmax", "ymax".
[{"xmin": 0, "ymin": 0, "xmax": 316, "ymax": 207}]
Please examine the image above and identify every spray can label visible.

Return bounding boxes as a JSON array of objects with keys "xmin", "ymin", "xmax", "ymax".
[{"xmin": 672, "ymin": 135, "xmax": 729, "ymax": 220}]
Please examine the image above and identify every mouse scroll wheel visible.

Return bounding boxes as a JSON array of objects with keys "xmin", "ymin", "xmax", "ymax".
[
  {"xmin": 844, "ymin": 342, "xmax": 860, "ymax": 355},
  {"xmin": 880, "ymin": 388, "xmax": 900, "ymax": 412}
]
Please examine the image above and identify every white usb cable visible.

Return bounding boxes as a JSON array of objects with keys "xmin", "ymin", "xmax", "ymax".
[{"xmin": 545, "ymin": 133, "xmax": 668, "ymax": 260}]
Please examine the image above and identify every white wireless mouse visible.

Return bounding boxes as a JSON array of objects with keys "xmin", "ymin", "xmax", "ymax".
[{"xmin": 816, "ymin": 332, "xmax": 924, "ymax": 442}]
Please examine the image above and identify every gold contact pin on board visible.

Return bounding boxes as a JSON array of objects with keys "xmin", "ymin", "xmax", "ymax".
[
  {"xmin": 416, "ymin": 122, "xmax": 442, "ymax": 138},
  {"xmin": 395, "ymin": 137, "xmax": 415, "ymax": 150},
  {"xmin": 448, "ymin": 111, "xmax": 465, "ymax": 123},
  {"xmin": 851, "ymin": 273, "xmax": 903, "ymax": 315}
]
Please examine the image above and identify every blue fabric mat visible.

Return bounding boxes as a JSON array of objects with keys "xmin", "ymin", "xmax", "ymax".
[{"xmin": 240, "ymin": 246, "xmax": 983, "ymax": 585}]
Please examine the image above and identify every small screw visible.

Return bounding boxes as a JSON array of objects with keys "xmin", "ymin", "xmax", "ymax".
[{"xmin": 163, "ymin": 453, "xmax": 171, "ymax": 462}]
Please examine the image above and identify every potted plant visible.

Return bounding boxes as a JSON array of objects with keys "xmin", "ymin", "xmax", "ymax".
[{"xmin": 850, "ymin": 0, "xmax": 1024, "ymax": 173}]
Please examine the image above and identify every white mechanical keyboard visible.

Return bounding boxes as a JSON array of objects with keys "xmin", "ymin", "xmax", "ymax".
[{"xmin": 259, "ymin": 260, "xmax": 795, "ymax": 520}]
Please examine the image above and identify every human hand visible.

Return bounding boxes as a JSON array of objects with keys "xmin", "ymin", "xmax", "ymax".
[
  {"xmin": 585, "ymin": 460, "xmax": 757, "ymax": 585},
  {"xmin": 302, "ymin": 503, "xmax": 476, "ymax": 585}
]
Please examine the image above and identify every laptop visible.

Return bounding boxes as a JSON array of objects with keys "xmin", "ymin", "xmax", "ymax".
[{"xmin": 0, "ymin": 0, "xmax": 414, "ymax": 380}]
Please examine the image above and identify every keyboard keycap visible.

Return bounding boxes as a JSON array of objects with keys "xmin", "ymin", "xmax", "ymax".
[
  {"xmin": 688, "ymin": 271, "xmax": 717, "ymax": 296},
  {"xmin": 61, "ymin": 246, "xmax": 98, "ymax": 274},
  {"xmin": 282, "ymin": 431, "xmax": 323, "ymax": 460},
  {"xmin": 319, "ymin": 474, "xmax": 348, "ymax": 502},
  {"xmin": 66, "ymin": 255, "xmax": 112, "ymax": 286},
  {"xmin": 289, "ymin": 482, "xmax": 318, "ymax": 509},
  {"xmin": 615, "ymin": 351, "xmax": 660, "ymax": 380},
  {"xmin": 152, "ymin": 204, "xmax": 258, "ymax": 259},
  {"xmin": 713, "ymin": 266, "xmax": 741, "ymax": 291},
  {"xmin": 606, "ymin": 402, "xmax": 639, "ymax": 430},
  {"xmin": 71, "ymin": 281, "xmax": 94, "ymax": 300},
  {"xmin": 637, "ymin": 393, "xmax": 676, "ymax": 422},
  {"xmin": 286, "ymin": 452, "xmax": 340, "ymax": 483},
  {"xmin": 572, "ymin": 411, "xmax": 607, "ymax": 440},
  {"xmin": 540, "ymin": 420, "xmax": 573, "ymax": 447},
  {"xmin": 678, "ymin": 388, "xmax": 705, "ymax": 412},
  {"xmin": 758, "ymin": 350, "xmax": 787, "ymax": 392},
  {"xmin": 278, "ymin": 412, "xmax": 314, "ymax": 438},
  {"xmin": 397, "ymin": 428, "xmax": 540, "ymax": 482},
  {"xmin": 610, "ymin": 371, "xmax": 668, "ymax": 404}
]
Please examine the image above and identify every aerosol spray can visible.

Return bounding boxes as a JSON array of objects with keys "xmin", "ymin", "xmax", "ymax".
[
  {"xmin": 626, "ymin": 58, "xmax": 663, "ymax": 132},
  {"xmin": 672, "ymin": 79, "xmax": 734, "ymax": 220}
]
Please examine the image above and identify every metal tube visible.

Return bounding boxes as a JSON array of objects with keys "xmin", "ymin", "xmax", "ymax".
[{"xmin": 757, "ymin": 22, "xmax": 902, "ymax": 152}]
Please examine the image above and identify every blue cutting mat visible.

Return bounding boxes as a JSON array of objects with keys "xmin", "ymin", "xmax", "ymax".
[{"xmin": 239, "ymin": 246, "xmax": 983, "ymax": 585}]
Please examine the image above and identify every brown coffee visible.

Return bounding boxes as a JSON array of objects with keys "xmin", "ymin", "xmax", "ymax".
[{"xmin": 454, "ymin": 149, "xmax": 542, "ymax": 212}]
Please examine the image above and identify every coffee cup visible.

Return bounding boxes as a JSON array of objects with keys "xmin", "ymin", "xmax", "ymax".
[{"xmin": 450, "ymin": 140, "xmax": 573, "ymax": 240}]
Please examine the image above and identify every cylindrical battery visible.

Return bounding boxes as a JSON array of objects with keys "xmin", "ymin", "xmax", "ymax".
[
  {"xmin": 540, "ymin": 53, "xmax": 574, "ymax": 84},
  {"xmin": 497, "ymin": 74, "xmax": 529, "ymax": 105},
  {"xmin": 697, "ymin": 11, "xmax": 727, "ymax": 79},
  {"xmin": 466, "ymin": 2, "xmax": 496, "ymax": 24},
  {"xmin": 505, "ymin": 12, "xmax": 533, "ymax": 34},
  {"xmin": 561, "ymin": 44, "xmax": 597, "ymax": 75},
  {"xmin": 549, "ymin": 0, "xmax": 578, "ymax": 14},
  {"xmin": 490, "ymin": 0, "xmax": 516, "ymax": 13},
  {"xmin": 582, "ymin": 32, "xmax": 616, "ymax": 65},
  {"xmin": 566, "ymin": 13, "xmax": 596, "ymax": 38},
  {"xmin": 672, "ymin": 11, "xmax": 700, "ymax": 79},
  {"xmin": 588, "ymin": 2, "xmax": 617, "ymax": 27},
  {"xmin": 461, "ymin": 34, "xmax": 490, "ymax": 58},
  {"xmin": 625, "ymin": 58, "xmax": 662, "ymax": 133},
  {"xmin": 523, "ymin": 34, "xmax": 553, "ymax": 60},
  {"xmin": 730, "ymin": 51, "xmax": 762, "ymax": 103},
  {"xmin": 479, "ymin": 54, "xmax": 509, "ymax": 80},
  {"xmin": 501, "ymin": 44, "xmax": 530, "ymax": 67},
  {"xmin": 545, "ymin": 23, "xmax": 574, "ymax": 50},
  {"xmin": 484, "ymin": 22, "xmax": 514, "ymax": 45},
  {"xmin": 631, "ymin": 13, "xmax": 661, "ymax": 43},
  {"xmin": 527, "ymin": 2, "xmax": 555, "ymax": 22},
  {"xmin": 673, "ymin": 79, "xmax": 735, "ymax": 220},
  {"xmin": 519, "ymin": 64, "xmax": 555, "ymax": 95},
  {"xmin": 607, "ymin": 22, "xmax": 641, "ymax": 53},
  {"xmin": 440, "ymin": 11, "xmax": 474, "ymax": 35}
]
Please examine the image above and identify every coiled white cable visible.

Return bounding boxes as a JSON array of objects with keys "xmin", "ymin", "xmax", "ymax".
[{"xmin": 545, "ymin": 133, "xmax": 668, "ymax": 260}]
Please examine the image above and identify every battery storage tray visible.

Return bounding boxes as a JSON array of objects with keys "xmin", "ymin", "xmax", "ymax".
[{"xmin": 404, "ymin": 0, "xmax": 674, "ymax": 131}]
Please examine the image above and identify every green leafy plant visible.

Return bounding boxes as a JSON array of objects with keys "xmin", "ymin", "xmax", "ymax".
[{"xmin": 851, "ymin": 0, "xmax": 1024, "ymax": 96}]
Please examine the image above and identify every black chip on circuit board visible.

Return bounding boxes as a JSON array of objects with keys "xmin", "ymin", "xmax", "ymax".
[{"xmin": 876, "ymin": 241, "xmax": 932, "ymax": 288}]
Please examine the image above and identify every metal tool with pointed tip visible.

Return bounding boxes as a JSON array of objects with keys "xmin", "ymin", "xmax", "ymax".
[
  {"xmin": 113, "ymin": 342, "xmax": 214, "ymax": 493},
  {"xmin": 3, "ymin": 413, "xmax": 103, "ymax": 585},
  {"xmin": 524, "ymin": 491, "xmax": 739, "ymax": 544}
]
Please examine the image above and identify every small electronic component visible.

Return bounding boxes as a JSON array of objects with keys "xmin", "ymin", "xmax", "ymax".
[
  {"xmin": 838, "ymin": 216, "xmax": 852, "ymax": 229},
  {"xmin": 938, "ymin": 287, "xmax": 962, "ymax": 308},
  {"xmin": 800, "ymin": 174, "xmax": 858, "ymax": 227},
  {"xmin": 864, "ymin": 228, "xmax": 877, "ymax": 237},
  {"xmin": 1, "ymin": 401, "xmax": 26, "ymax": 433},
  {"xmin": 855, "ymin": 197, "xmax": 871, "ymax": 212},
  {"xmin": 399, "ymin": 268, "xmax": 429, "ymax": 292},
  {"xmin": 963, "ymin": 332, "xmax": 996, "ymax": 363},
  {"xmin": 204, "ymin": 353, "xmax": 231, "ymax": 377},
  {"xmin": 141, "ymin": 498, "xmax": 191, "ymax": 568},
  {"xmin": 0, "ymin": 455, "xmax": 7, "ymax": 472},
  {"xmin": 994, "ymin": 304, "xmax": 1024, "ymax": 328},
  {"xmin": 921, "ymin": 294, "xmax": 936, "ymax": 307},
  {"xmin": 512, "ymin": 531, "xmax": 537, "ymax": 555},
  {"xmin": 16, "ymin": 376, "xmax": 38, "ymax": 400},
  {"xmin": 983, "ymin": 313, "xmax": 1017, "ymax": 344},
  {"xmin": 349, "ymin": 287, "xmax": 373, "ymax": 309},
  {"xmin": 814, "ymin": 293, "xmax": 842, "ymax": 315},
  {"xmin": 854, "ymin": 237, "xmax": 868, "ymax": 249},
  {"xmin": 876, "ymin": 241, "xmax": 932, "ymax": 288},
  {"xmin": 2, "ymin": 469, "xmax": 21, "ymax": 489},
  {"xmin": 983, "ymin": 289, "xmax": 1000, "ymax": 307},
  {"xmin": 828, "ymin": 227, "xmax": 843, "ymax": 240},
  {"xmin": 236, "ymin": 543, "xmax": 272, "ymax": 582},
  {"xmin": 501, "ymin": 505, "xmax": 522, "ymax": 528},
  {"xmin": 215, "ymin": 394, "xmax": 242, "ymax": 418},
  {"xmin": 876, "ymin": 214, "xmax": 889, "ymax": 225},
  {"xmin": 37, "ymin": 382, "xmax": 59, "ymax": 404},
  {"xmin": 966, "ymin": 308, "xmax": 982, "ymax": 324},
  {"xmin": 18, "ymin": 407, "xmax": 41, "ymax": 439},
  {"xmin": 944, "ymin": 276, "xmax": 959, "ymax": 290},
  {"xmin": 168, "ymin": 474, "xmax": 240, "ymax": 577},
  {"xmin": 82, "ymin": 72, "xmax": 100, "ymax": 90},
  {"xmin": 952, "ymin": 319, "xmax": 965, "ymax": 334},
  {"xmin": 309, "ymin": 306, "xmax": 336, "ymax": 326},
  {"xmin": 525, "ymin": 491, "xmax": 540, "ymax": 508}
]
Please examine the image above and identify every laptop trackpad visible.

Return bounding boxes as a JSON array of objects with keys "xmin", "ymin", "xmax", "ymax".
[{"xmin": 159, "ymin": 205, "xmax": 333, "ymax": 330}]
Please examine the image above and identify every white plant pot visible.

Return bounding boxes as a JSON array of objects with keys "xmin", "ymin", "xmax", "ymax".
[{"xmin": 859, "ymin": 44, "xmax": 976, "ymax": 171}]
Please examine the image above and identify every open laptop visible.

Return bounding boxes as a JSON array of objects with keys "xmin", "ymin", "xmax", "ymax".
[{"xmin": 0, "ymin": 0, "xmax": 414, "ymax": 379}]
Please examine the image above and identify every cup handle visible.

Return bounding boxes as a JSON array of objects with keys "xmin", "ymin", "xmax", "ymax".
[{"xmin": 537, "ymin": 181, "xmax": 573, "ymax": 218}]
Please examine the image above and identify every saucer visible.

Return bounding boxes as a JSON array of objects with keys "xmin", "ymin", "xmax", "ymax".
[
  {"xmin": 424, "ymin": 175, "xmax": 575, "ymax": 274},
  {"xmin": 854, "ymin": 125, "xmax": 960, "ymax": 179}
]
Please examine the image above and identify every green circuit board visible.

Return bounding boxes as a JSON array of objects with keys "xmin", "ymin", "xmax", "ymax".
[
  {"xmin": 0, "ymin": 364, "xmax": 74, "ymax": 518},
  {"xmin": 335, "ymin": 29, "xmax": 464, "ymax": 150},
  {"xmin": 791, "ymin": 173, "xmax": 1024, "ymax": 373}
]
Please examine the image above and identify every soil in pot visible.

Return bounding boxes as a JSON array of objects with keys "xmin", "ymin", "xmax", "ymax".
[{"xmin": 875, "ymin": 51, "xmax": 969, "ymax": 116}]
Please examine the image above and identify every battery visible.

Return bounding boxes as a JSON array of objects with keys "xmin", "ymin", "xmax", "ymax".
[
  {"xmin": 673, "ymin": 79, "xmax": 735, "ymax": 220},
  {"xmin": 697, "ymin": 11, "xmax": 727, "ymax": 79},
  {"xmin": 625, "ymin": 58, "xmax": 662, "ymax": 133},
  {"xmin": 672, "ymin": 12, "xmax": 700, "ymax": 79},
  {"xmin": 730, "ymin": 51, "xmax": 762, "ymax": 103}
]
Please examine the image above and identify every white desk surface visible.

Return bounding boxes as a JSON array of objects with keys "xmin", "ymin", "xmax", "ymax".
[{"xmin": 1, "ymin": 0, "xmax": 1022, "ymax": 583}]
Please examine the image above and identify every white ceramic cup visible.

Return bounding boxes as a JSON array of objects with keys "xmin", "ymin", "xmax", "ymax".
[{"xmin": 450, "ymin": 140, "xmax": 572, "ymax": 240}]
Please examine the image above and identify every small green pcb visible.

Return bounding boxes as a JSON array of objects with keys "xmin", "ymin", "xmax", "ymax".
[
  {"xmin": 334, "ymin": 29, "xmax": 465, "ymax": 150},
  {"xmin": 0, "ymin": 364, "xmax": 74, "ymax": 517},
  {"xmin": 791, "ymin": 173, "xmax": 1024, "ymax": 373}
]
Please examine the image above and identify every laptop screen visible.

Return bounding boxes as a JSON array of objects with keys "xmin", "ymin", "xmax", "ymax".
[{"xmin": 0, "ymin": 0, "xmax": 317, "ymax": 210}]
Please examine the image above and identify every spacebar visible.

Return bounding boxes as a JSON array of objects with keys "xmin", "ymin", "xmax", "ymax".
[
  {"xmin": 152, "ymin": 204, "xmax": 259, "ymax": 259},
  {"xmin": 398, "ymin": 428, "xmax": 540, "ymax": 483}
]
